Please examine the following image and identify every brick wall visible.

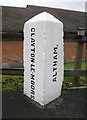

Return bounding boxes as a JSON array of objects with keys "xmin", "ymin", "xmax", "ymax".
[
  {"xmin": 64, "ymin": 42, "xmax": 86, "ymax": 61},
  {"xmin": 2, "ymin": 40, "xmax": 23, "ymax": 67},
  {"xmin": 1, "ymin": 40, "xmax": 87, "ymax": 66}
]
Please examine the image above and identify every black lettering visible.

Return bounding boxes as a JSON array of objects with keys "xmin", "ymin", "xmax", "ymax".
[
  {"xmin": 31, "ymin": 64, "xmax": 35, "ymax": 68},
  {"xmin": 31, "ymin": 57, "xmax": 35, "ymax": 63},
  {"xmin": 31, "ymin": 80, "xmax": 35, "ymax": 85},
  {"xmin": 53, "ymin": 55, "xmax": 57, "ymax": 60},
  {"xmin": 31, "ymin": 67, "xmax": 35, "ymax": 73},
  {"xmin": 31, "ymin": 74, "xmax": 35, "ymax": 80},
  {"xmin": 53, "ymin": 77, "xmax": 57, "ymax": 82},
  {"xmin": 31, "ymin": 33, "xmax": 35, "ymax": 37},
  {"xmin": 54, "ymin": 47, "xmax": 58, "ymax": 54},
  {"xmin": 31, "ymin": 38, "xmax": 35, "ymax": 43},
  {"xmin": 31, "ymin": 95, "xmax": 35, "ymax": 100},
  {"xmin": 53, "ymin": 67, "xmax": 57, "ymax": 72},
  {"xmin": 31, "ymin": 53, "xmax": 35, "ymax": 57},
  {"xmin": 31, "ymin": 85, "xmax": 35, "ymax": 90},
  {"xmin": 31, "ymin": 28, "xmax": 35, "ymax": 32},
  {"xmin": 30, "ymin": 27, "xmax": 35, "ymax": 99},
  {"xmin": 31, "ymin": 48, "xmax": 35, "ymax": 53},
  {"xmin": 53, "ymin": 61, "xmax": 57, "ymax": 66},
  {"xmin": 53, "ymin": 45, "xmax": 58, "ymax": 82},
  {"xmin": 31, "ymin": 90, "xmax": 35, "ymax": 95},
  {"xmin": 53, "ymin": 72, "xmax": 57, "ymax": 77},
  {"xmin": 31, "ymin": 42, "xmax": 35, "ymax": 47}
]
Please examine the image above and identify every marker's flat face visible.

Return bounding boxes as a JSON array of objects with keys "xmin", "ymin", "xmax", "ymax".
[{"xmin": 24, "ymin": 12, "xmax": 64, "ymax": 106}]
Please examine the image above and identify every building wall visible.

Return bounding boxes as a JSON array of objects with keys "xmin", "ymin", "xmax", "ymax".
[
  {"xmin": 1, "ymin": 40, "xmax": 87, "ymax": 67},
  {"xmin": 2, "ymin": 40, "xmax": 23, "ymax": 67},
  {"xmin": 64, "ymin": 42, "xmax": 87, "ymax": 61}
]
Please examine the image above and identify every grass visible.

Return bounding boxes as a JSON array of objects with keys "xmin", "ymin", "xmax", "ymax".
[
  {"xmin": 63, "ymin": 76, "xmax": 87, "ymax": 88},
  {"xmin": 63, "ymin": 61, "xmax": 87, "ymax": 90},
  {"xmin": 1, "ymin": 61, "xmax": 87, "ymax": 91},
  {"xmin": 2, "ymin": 76, "xmax": 87, "ymax": 92},
  {"xmin": 2, "ymin": 76, "xmax": 23, "ymax": 91},
  {"xmin": 0, "ymin": 76, "xmax": 2, "ymax": 90},
  {"xmin": 64, "ymin": 61, "xmax": 87, "ymax": 70}
]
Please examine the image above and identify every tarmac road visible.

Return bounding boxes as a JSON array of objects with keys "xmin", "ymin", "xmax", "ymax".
[{"xmin": 2, "ymin": 88, "xmax": 87, "ymax": 119}]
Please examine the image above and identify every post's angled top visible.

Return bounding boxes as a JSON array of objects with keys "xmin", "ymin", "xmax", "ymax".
[{"xmin": 25, "ymin": 12, "xmax": 63, "ymax": 24}]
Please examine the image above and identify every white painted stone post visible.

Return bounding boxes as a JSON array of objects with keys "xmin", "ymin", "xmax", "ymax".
[{"xmin": 23, "ymin": 12, "xmax": 64, "ymax": 106}]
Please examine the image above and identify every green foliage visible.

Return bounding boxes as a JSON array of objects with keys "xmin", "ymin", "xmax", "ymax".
[
  {"xmin": 63, "ymin": 76, "xmax": 87, "ymax": 88},
  {"xmin": 64, "ymin": 62, "xmax": 75, "ymax": 70},
  {"xmin": 64, "ymin": 61, "xmax": 87, "ymax": 70},
  {"xmin": 81, "ymin": 61, "xmax": 87, "ymax": 70},
  {"xmin": 63, "ymin": 77, "xmax": 74, "ymax": 88},
  {"xmin": 2, "ymin": 76, "xmax": 23, "ymax": 91},
  {"xmin": 0, "ymin": 76, "xmax": 2, "ymax": 90},
  {"xmin": 2, "ymin": 75, "xmax": 86, "ymax": 91},
  {"xmin": 80, "ymin": 76, "xmax": 87, "ymax": 86},
  {"xmin": 2, "ymin": 61, "xmax": 87, "ymax": 91}
]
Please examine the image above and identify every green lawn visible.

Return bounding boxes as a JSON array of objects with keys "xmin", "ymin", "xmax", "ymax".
[
  {"xmin": 64, "ymin": 61, "xmax": 87, "ymax": 89},
  {"xmin": 2, "ymin": 76, "xmax": 87, "ymax": 91},
  {"xmin": 64, "ymin": 61, "xmax": 87, "ymax": 70},
  {"xmin": 2, "ymin": 76, "xmax": 23, "ymax": 91},
  {"xmin": 1, "ymin": 61, "xmax": 87, "ymax": 91}
]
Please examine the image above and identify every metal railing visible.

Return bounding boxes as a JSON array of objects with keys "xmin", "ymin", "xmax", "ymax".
[
  {"xmin": 0, "ymin": 68, "xmax": 87, "ymax": 76},
  {"xmin": 2, "ymin": 30, "xmax": 87, "ymax": 86}
]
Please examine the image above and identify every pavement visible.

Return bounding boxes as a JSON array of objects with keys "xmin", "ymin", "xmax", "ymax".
[{"xmin": 2, "ymin": 88, "xmax": 87, "ymax": 119}]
